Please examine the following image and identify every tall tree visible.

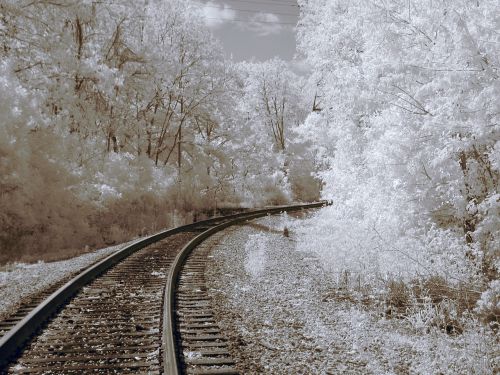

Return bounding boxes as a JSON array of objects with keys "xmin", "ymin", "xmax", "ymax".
[{"xmin": 297, "ymin": 0, "xmax": 499, "ymax": 282}]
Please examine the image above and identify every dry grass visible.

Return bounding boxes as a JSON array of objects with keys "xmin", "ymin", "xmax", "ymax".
[{"xmin": 322, "ymin": 271, "xmax": 488, "ymax": 336}]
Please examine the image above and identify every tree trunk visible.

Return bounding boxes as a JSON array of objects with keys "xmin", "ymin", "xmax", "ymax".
[{"xmin": 459, "ymin": 151, "xmax": 475, "ymax": 244}]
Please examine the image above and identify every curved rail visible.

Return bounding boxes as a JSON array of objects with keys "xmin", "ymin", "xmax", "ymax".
[
  {"xmin": 163, "ymin": 202, "xmax": 327, "ymax": 374},
  {"xmin": 0, "ymin": 201, "xmax": 328, "ymax": 371}
]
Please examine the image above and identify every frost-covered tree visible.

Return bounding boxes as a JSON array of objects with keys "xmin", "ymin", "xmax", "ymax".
[
  {"xmin": 297, "ymin": 0, "xmax": 499, "ymax": 286},
  {"xmin": 233, "ymin": 59, "xmax": 320, "ymax": 202},
  {"xmin": 0, "ymin": 59, "xmax": 95, "ymax": 262},
  {"xmin": 0, "ymin": 0, "xmax": 320, "ymax": 262},
  {"xmin": 237, "ymin": 58, "xmax": 306, "ymax": 152},
  {"xmin": 0, "ymin": 0, "xmax": 231, "ymax": 259}
]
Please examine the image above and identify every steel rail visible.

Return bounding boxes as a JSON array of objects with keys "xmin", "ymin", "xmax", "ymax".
[
  {"xmin": 0, "ymin": 201, "xmax": 328, "ymax": 370},
  {"xmin": 163, "ymin": 201, "xmax": 327, "ymax": 374}
]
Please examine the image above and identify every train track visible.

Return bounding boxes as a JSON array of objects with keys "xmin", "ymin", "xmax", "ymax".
[{"xmin": 0, "ymin": 202, "xmax": 326, "ymax": 374}]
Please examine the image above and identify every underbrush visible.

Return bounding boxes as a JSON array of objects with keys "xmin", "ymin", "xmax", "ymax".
[
  {"xmin": 386, "ymin": 277, "xmax": 484, "ymax": 333},
  {"xmin": 291, "ymin": 206, "xmax": 499, "ymax": 373},
  {"xmin": 317, "ymin": 270, "xmax": 498, "ymax": 373},
  {"xmin": 247, "ymin": 213, "xmax": 498, "ymax": 373},
  {"xmin": 323, "ymin": 273, "xmax": 491, "ymax": 334},
  {"xmin": 337, "ymin": 267, "xmax": 498, "ymax": 342}
]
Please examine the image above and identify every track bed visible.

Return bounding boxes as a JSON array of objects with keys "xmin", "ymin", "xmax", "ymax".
[
  {"xmin": 0, "ymin": 203, "xmax": 326, "ymax": 374},
  {"xmin": 7, "ymin": 232, "xmax": 198, "ymax": 374}
]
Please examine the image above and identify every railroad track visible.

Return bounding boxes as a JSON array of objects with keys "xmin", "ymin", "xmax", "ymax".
[{"xmin": 0, "ymin": 202, "xmax": 326, "ymax": 374}]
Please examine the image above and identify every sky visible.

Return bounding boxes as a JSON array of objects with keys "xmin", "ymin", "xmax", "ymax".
[{"xmin": 195, "ymin": 0, "xmax": 300, "ymax": 62}]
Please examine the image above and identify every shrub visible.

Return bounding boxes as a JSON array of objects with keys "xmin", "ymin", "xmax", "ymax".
[
  {"xmin": 475, "ymin": 280, "xmax": 500, "ymax": 331},
  {"xmin": 385, "ymin": 280, "xmax": 411, "ymax": 317}
]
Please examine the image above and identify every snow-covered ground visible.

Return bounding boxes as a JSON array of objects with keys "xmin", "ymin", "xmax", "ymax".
[
  {"xmin": 206, "ymin": 214, "xmax": 498, "ymax": 374},
  {"xmin": 0, "ymin": 240, "xmax": 136, "ymax": 320}
]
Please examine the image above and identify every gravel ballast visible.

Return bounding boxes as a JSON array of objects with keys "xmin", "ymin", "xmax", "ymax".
[
  {"xmin": 0, "ymin": 240, "xmax": 136, "ymax": 320},
  {"xmin": 205, "ymin": 213, "xmax": 498, "ymax": 374}
]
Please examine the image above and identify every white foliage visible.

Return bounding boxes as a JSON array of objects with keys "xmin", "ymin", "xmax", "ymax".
[
  {"xmin": 0, "ymin": 0, "xmax": 317, "ymax": 261},
  {"xmin": 296, "ymin": 0, "xmax": 499, "ymax": 285}
]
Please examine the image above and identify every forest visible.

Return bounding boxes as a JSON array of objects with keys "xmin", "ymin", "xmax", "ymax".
[
  {"xmin": 0, "ymin": 0, "xmax": 319, "ymax": 264},
  {"xmin": 1, "ymin": 0, "xmax": 498, "ymax": 350},
  {"xmin": 294, "ymin": 0, "xmax": 499, "ymax": 335}
]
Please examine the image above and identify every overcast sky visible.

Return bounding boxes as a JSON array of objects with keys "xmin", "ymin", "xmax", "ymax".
[{"xmin": 196, "ymin": 0, "xmax": 300, "ymax": 62}]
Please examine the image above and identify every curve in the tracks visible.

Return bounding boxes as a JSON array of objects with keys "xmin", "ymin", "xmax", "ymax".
[{"xmin": 0, "ymin": 202, "xmax": 328, "ymax": 374}]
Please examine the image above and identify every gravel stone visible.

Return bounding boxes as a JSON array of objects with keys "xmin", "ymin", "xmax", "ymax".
[
  {"xmin": 0, "ymin": 240, "xmax": 136, "ymax": 320},
  {"xmin": 206, "ymin": 215, "xmax": 372, "ymax": 374},
  {"xmin": 204, "ymin": 214, "xmax": 498, "ymax": 374}
]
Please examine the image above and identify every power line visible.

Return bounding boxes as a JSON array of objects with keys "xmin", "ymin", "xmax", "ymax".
[
  {"xmin": 194, "ymin": 2, "xmax": 298, "ymax": 17},
  {"xmin": 205, "ymin": 16, "xmax": 296, "ymax": 25},
  {"xmin": 201, "ymin": 0, "xmax": 299, "ymax": 8}
]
